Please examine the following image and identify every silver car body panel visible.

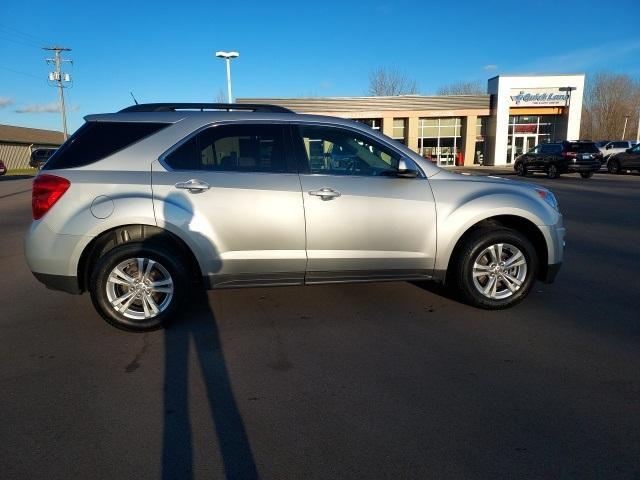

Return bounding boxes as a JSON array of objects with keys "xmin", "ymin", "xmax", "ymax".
[{"xmin": 24, "ymin": 110, "xmax": 564, "ymax": 293}]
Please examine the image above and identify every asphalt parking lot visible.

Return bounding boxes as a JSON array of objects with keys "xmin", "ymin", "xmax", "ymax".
[{"xmin": 1, "ymin": 172, "xmax": 639, "ymax": 479}]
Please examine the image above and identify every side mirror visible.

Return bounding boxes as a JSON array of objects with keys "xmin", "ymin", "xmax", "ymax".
[
  {"xmin": 606, "ymin": 144, "xmax": 612, "ymax": 150},
  {"xmin": 397, "ymin": 158, "xmax": 419, "ymax": 178}
]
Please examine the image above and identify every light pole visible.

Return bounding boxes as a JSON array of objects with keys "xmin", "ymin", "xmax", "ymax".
[
  {"xmin": 215, "ymin": 51, "xmax": 239, "ymax": 103},
  {"xmin": 636, "ymin": 110, "xmax": 640, "ymax": 143},
  {"xmin": 622, "ymin": 115, "xmax": 630, "ymax": 140}
]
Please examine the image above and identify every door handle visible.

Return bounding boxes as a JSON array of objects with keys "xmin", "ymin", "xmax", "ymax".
[
  {"xmin": 175, "ymin": 179, "xmax": 210, "ymax": 193},
  {"xmin": 309, "ymin": 187, "xmax": 341, "ymax": 200}
]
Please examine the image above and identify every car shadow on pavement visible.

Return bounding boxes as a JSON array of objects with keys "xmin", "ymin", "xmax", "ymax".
[{"xmin": 160, "ymin": 192, "xmax": 258, "ymax": 480}]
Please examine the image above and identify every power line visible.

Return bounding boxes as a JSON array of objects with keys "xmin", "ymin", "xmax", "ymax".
[
  {"xmin": 0, "ymin": 64, "xmax": 41, "ymax": 80},
  {"xmin": 0, "ymin": 33, "xmax": 43, "ymax": 49},
  {"xmin": 0, "ymin": 23, "xmax": 52, "ymax": 46}
]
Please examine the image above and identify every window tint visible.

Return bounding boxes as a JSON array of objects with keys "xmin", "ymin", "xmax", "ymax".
[
  {"xmin": 632, "ymin": 144, "xmax": 640, "ymax": 153},
  {"xmin": 44, "ymin": 122, "xmax": 169, "ymax": 170},
  {"xmin": 164, "ymin": 124, "xmax": 287, "ymax": 172},
  {"xmin": 613, "ymin": 141, "xmax": 628, "ymax": 148},
  {"xmin": 296, "ymin": 125, "xmax": 401, "ymax": 176},
  {"xmin": 567, "ymin": 142, "xmax": 599, "ymax": 153},
  {"xmin": 541, "ymin": 144, "xmax": 562, "ymax": 154}
]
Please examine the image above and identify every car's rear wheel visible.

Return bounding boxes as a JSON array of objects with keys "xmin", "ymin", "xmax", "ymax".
[
  {"xmin": 580, "ymin": 171, "xmax": 594, "ymax": 179},
  {"xmin": 546, "ymin": 164, "xmax": 559, "ymax": 179},
  {"xmin": 515, "ymin": 162, "xmax": 527, "ymax": 176},
  {"xmin": 89, "ymin": 243, "xmax": 187, "ymax": 331},
  {"xmin": 608, "ymin": 159, "xmax": 621, "ymax": 174},
  {"xmin": 451, "ymin": 228, "xmax": 538, "ymax": 309}
]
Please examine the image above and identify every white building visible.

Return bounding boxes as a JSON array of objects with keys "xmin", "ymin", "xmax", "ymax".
[{"xmin": 239, "ymin": 73, "xmax": 586, "ymax": 167}]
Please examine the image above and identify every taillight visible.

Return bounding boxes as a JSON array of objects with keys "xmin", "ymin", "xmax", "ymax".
[
  {"xmin": 32, "ymin": 174, "xmax": 70, "ymax": 220},
  {"xmin": 562, "ymin": 151, "xmax": 577, "ymax": 158}
]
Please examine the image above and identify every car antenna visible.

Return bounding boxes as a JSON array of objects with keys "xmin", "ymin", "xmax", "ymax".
[{"xmin": 129, "ymin": 92, "xmax": 139, "ymax": 105}]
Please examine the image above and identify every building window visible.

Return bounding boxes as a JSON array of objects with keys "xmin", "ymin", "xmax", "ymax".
[
  {"xmin": 417, "ymin": 117, "xmax": 461, "ymax": 166},
  {"xmin": 506, "ymin": 115, "xmax": 562, "ymax": 164},
  {"xmin": 354, "ymin": 118, "xmax": 382, "ymax": 130},
  {"xmin": 392, "ymin": 118, "xmax": 407, "ymax": 144}
]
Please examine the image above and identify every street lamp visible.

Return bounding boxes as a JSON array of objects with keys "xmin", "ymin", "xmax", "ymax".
[
  {"xmin": 621, "ymin": 115, "xmax": 630, "ymax": 140},
  {"xmin": 215, "ymin": 51, "xmax": 239, "ymax": 103}
]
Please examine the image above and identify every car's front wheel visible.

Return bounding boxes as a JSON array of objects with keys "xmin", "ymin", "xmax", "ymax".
[
  {"xmin": 580, "ymin": 171, "xmax": 594, "ymax": 179},
  {"xmin": 515, "ymin": 162, "xmax": 527, "ymax": 176},
  {"xmin": 451, "ymin": 228, "xmax": 538, "ymax": 309},
  {"xmin": 89, "ymin": 243, "xmax": 188, "ymax": 331}
]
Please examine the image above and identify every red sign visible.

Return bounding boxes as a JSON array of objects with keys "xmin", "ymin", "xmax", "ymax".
[{"xmin": 514, "ymin": 124, "xmax": 537, "ymax": 133}]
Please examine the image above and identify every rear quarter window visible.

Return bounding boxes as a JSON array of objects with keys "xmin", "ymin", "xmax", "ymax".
[{"xmin": 43, "ymin": 121, "xmax": 169, "ymax": 170}]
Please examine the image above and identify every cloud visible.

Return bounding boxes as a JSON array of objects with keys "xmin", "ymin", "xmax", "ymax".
[
  {"xmin": 0, "ymin": 97, "xmax": 13, "ymax": 108},
  {"xmin": 15, "ymin": 102, "xmax": 61, "ymax": 113},
  {"xmin": 483, "ymin": 64, "xmax": 498, "ymax": 71},
  {"xmin": 514, "ymin": 39, "xmax": 640, "ymax": 74}
]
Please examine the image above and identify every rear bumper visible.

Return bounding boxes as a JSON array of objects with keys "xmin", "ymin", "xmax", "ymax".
[
  {"xmin": 566, "ymin": 162, "xmax": 600, "ymax": 173},
  {"xmin": 32, "ymin": 272, "xmax": 81, "ymax": 294}
]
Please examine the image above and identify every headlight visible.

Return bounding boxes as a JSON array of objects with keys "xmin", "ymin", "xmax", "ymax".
[{"xmin": 535, "ymin": 188, "xmax": 559, "ymax": 211}]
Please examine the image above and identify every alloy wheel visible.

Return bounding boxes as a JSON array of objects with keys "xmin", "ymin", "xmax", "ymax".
[
  {"xmin": 471, "ymin": 243, "xmax": 528, "ymax": 300},
  {"xmin": 105, "ymin": 257, "xmax": 174, "ymax": 320}
]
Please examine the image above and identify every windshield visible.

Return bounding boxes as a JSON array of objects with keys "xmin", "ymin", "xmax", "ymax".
[{"xmin": 568, "ymin": 143, "xmax": 599, "ymax": 154}]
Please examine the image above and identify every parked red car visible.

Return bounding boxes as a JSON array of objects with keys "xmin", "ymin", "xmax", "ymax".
[{"xmin": 0, "ymin": 159, "xmax": 7, "ymax": 176}]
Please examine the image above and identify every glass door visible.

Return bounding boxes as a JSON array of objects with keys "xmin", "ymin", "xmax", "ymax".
[{"xmin": 511, "ymin": 135, "xmax": 537, "ymax": 163}]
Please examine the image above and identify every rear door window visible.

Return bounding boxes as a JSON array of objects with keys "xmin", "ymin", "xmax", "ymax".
[
  {"xmin": 163, "ymin": 124, "xmax": 290, "ymax": 173},
  {"xmin": 43, "ymin": 122, "xmax": 169, "ymax": 170}
]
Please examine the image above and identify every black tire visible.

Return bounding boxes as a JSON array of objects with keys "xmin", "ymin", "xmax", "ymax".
[
  {"xmin": 580, "ymin": 171, "xmax": 594, "ymax": 179},
  {"xmin": 546, "ymin": 164, "xmax": 560, "ymax": 179},
  {"xmin": 608, "ymin": 159, "xmax": 621, "ymax": 174},
  {"xmin": 89, "ymin": 243, "xmax": 188, "ymax": 331},
  {"xmin": 515, "ymin": 162, "xmax": 527, "ymax": 176},
  {"xmin": 450, "ymin": 228, "xmax": 538, "ymax": 310}
]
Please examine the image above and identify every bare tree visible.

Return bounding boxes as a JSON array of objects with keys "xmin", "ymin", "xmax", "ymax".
[
  {"xmin": 437, "ymin": 80, "xmax": 485, "ymax": 96},
  {"xmin": 214, "ymin": 88, "xmax": 227, "ymax": 103},
  {"xmin": 581, "ymin": 73, "xmax": 640, "ymax": 141},
  {"xmin": 368, "ymin": 67, "xmax": 418, "ymax": 96}
]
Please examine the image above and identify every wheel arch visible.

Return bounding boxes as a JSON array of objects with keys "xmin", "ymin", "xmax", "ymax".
[
  {"xmin": 439, "ymin": 215, "xmax": 549, "ymax": 284},
  {"xmin": 77, "ymin": 224, "xmax": 203, "ymax": 293}
]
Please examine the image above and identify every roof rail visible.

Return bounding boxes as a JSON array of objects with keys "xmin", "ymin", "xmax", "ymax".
[{"xmin": 118, "ymin": 103, "xmax": 294, "ymax": 113}]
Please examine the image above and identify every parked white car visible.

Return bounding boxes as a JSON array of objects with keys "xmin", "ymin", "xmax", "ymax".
[{"xmin": 601, "ymin": 141, "xmax": 638, "ymax": 161}]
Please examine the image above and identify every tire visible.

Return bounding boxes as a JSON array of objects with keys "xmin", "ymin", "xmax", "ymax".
[
  {"xmin": 515, "ymin": 162, "xmax": 527, "ymax": 176},
  {"xmin": 89, "ymin": 243, "xmax": 188, "ymax": 331},
  {"xmin": 608, "ymin": 159, "xmax": 621, "ymax": 174},
  {"xmin": 580, "ymin": 171, "xmax": 594, "ymax": 179},
  {"xmin": 451, "ymin": 228, "xmax": 538, "ymax": 310},
  {"xmin": 546, "ymin": 164, "xmax": 559, "ymax": 179}
]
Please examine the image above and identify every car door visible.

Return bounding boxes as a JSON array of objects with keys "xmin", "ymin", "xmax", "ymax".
[
  {"xmin": 292, "ymin": 123, "xmax": 437, "ymax": 282},
  {"xmin": 627, "ymin": 144, "xmax": 640, "ymax": 168},
  {"xmin": 152, "ymin": 122, "xmax": 307, "ymax": 287}
]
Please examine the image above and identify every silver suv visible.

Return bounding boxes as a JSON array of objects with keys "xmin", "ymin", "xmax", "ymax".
[{"xmin": 25, "ymin": 103, "xmax": 565, "ymax": 331}]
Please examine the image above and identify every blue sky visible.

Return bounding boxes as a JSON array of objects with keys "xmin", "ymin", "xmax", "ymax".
[{"xmin": 1, "ymin": 0, "xmax": 639, "ymax": 133}]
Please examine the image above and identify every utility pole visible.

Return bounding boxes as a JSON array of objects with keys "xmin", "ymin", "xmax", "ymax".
[
  {"xmin": 43, "ymin": 46, "xmax": 72, "ymax": 140},
  {"xmin": 636, "ymin": 110, "xmax": 640, "ymax": 143}
]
